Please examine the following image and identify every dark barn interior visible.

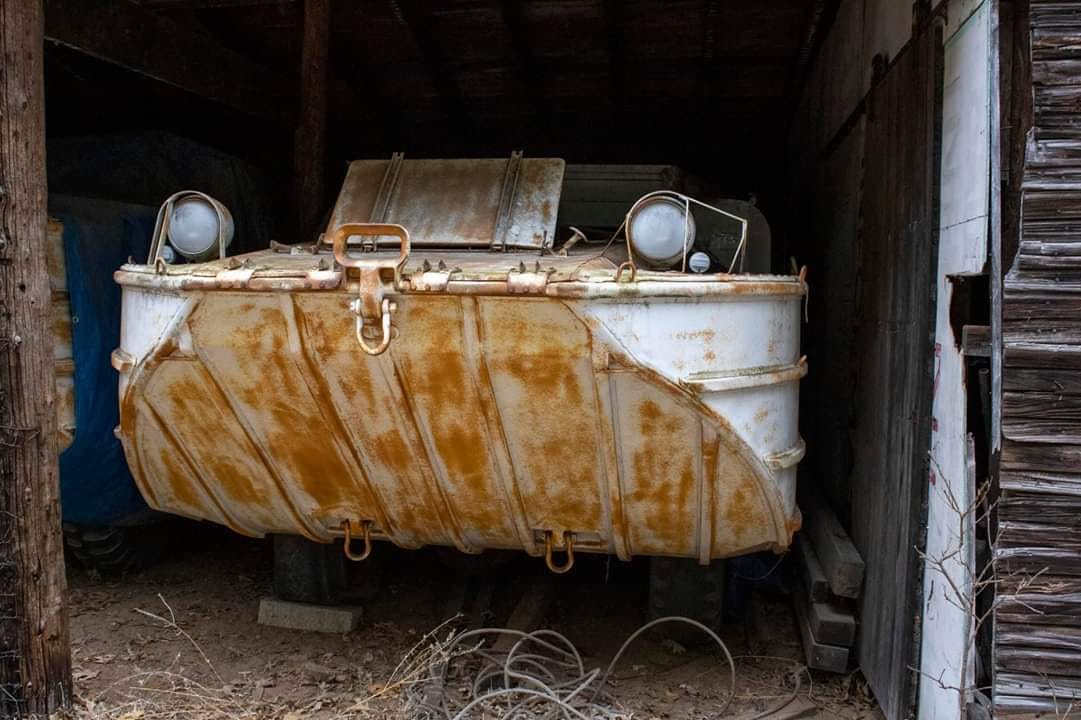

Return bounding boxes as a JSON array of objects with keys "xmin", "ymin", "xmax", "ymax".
[
  {"xmin": 43, "ymin": 0, "xmax": 836, "ymax": 241},
  {"xmin": 24, "ymin": 1, "xmax": 961, "ymax": 718}
]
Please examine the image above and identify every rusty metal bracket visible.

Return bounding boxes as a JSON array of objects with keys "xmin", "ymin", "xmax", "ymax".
[
  {"xmin": 409, "ymin": 263, "xmax": 460, "ymax": 292},
  {"xmin": 214, "ymin": 266, "xmax": 256, "ymax": 289},
  {"xmin": 303, "ymin": 266, "xmax": 342, "ymax": 290},
  {"xmin": 507, "ymin": 261, "xmax": 555, "ymax": 294},
  {"xmin": 491, "ymin": 150, "xmax": 524, "ymax": 252},
  {"xmin": 331, "ymin": 222, "xmax": 410, "ymax": 356},
  {"xmin": 615, "ymin": 261, "xmax": 637, "ymax": 284},
  {"xmin": 371, "ymin": 152, "xmax": 405, "ymax": 225},
  {"xmin": 543, "ymin": 531, "xmax": 575, "ymax": 574},
  {"xmin": 341, "ymin": 519, "xmax": 373, "ymax": 562}
]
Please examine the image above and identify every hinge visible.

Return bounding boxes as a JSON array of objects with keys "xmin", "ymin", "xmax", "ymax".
[{"xmin": 506, "ymin": 261, "xmax": 554, "ymax": 295}]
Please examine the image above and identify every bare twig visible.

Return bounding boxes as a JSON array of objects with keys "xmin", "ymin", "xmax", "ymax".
[{"xmin": 133, "ymin": 594, "xmax": 224, "ymax": 687}]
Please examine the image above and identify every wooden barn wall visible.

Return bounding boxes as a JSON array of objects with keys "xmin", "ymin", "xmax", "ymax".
[
  {"xmin": 788, "ymin": 1, "xmax": 1015, "ymax": 716},
  {"xmin": 995, "ymin": 0, "xmax": 1081, "ymax": 714},
  {"xmin": 848, "ymin": 25, "xmax": 941, "ymax": 719},
  {"xmin": 789, "ymin": 0, "xmax": 914, "ymax": 525},
  {"xmin": 919, "ymin": 3, "xmax": 998, "ymax": 717},
  {"xmin": 786, "ymin": 2, "xmax": 946, "ymax": 718}
]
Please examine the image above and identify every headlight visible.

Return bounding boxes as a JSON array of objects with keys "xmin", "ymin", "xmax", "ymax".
[
  {"xmin": 626, "ymin": 194, "xmax": 696, "ymax": 269},
  {"xmin": 165, "ymin": 193, "xmax": 234, "ymax": 262}
]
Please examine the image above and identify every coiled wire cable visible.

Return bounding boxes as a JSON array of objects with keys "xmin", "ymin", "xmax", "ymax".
[{"xmin": 417, "ymin": 616, "xmax": 738, "ymax": 720}]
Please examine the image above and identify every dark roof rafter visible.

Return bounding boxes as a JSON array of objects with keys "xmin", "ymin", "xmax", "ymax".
[
  {"xmin": 499, "ymin": 0, "xmax": 550, "ymax": 125},
  {"xmin": 45, "ymin": 0, "xmax": 290, "ymax": 121},
  {"xmin": 603, "ymin": 0, "xmax": 626, "ymax": 113},
  {"xmin": 386, "ymin": 0, "xmax": 472, "ymax": 143}
]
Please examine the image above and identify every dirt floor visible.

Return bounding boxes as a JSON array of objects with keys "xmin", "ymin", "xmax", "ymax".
[{"xmin": 63, "ymin": 526, "xmax": 884, "ymax": 719}]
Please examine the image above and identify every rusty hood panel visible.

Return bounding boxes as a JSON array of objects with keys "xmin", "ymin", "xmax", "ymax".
[
  {"xmin": 113, "ymin": 252, "xmax": 806, "ymax": 562},
  {"xmin": 327, "ymin": 154, "xmax": 564, "ymax": 250}
]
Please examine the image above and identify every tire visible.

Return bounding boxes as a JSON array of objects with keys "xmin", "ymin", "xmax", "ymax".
[
  {"xmin": 648, "ymin": 556, "xmax": 726, "ymax": 645},
  {"xmin": 272, "ymin": 534, "xmax": 346, "ymax": 605},
  {"xmin": 62, "ymin": 523, "xmax": 167, "ymax": 574}
]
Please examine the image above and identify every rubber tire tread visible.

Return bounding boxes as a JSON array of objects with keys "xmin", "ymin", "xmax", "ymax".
[{"xmin": 63, "ymin": 523, "xmax": 154, "ymax": 574}]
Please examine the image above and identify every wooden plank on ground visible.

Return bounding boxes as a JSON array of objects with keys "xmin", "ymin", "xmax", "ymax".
[
  {"xmin": 800, "ymin": 494, "xmax": 864, "ymax": 599},
  {"xmin": 793, "ymin": 536, "xmax": 831, "ymax": 602},
  {"xmin": 793, "ymin": 592, "xmax": 849, "ymax": 673},
  {"xmin": 794, "ymin": 580, "xmax": 857, "ymax": 648}
]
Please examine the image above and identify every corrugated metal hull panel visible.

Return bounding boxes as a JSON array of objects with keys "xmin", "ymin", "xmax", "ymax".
[
  {"xmin": 117, "ymin": 288, "xmax": 803, "ymax": 560},
  {"xmin": 48, "ymin": 218, "xmax": 76, "ymax": 451}
]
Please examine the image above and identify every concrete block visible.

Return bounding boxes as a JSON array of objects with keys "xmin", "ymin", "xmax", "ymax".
[{"xmin": 258, "ymin": 597, "xmax": 362, "ymax": 633}]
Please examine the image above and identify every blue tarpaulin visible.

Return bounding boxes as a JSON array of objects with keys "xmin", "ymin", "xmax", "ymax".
[{"xmin": 52, "ymin": 197, "xmax": 156, "ymax": 526}]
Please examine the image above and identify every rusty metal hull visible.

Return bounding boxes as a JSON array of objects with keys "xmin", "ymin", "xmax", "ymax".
[
  {"xmin": 48, "ymin": 218, "xmax": 76, "ymax": 451},
  {"xmin": 113, "ymin": 252, "xmax": 805, "ymax": 561}
]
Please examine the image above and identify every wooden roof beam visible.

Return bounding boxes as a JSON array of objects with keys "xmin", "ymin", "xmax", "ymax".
[
  {"xmin": 498, "ymin": 0, "xmax": 549, "ymax": 124},
  {"xmin": 386, "ymin": 0, "xmax": 470, "ymax": 143},
  {"xmin": 137, "ymin": 0, "xmax": 296, "ymax": 7},
  {"xmin": 786, "ymin": 0, "xmax": 842, "ymax": 105},
  {"xmin": 696, "ymin": 0, "xmax": 722, "ymax": 111},
  {"xmin": 603, "ymin": 0, "xmax": 626, "ymax": 112},
  {"xmin": 44, "ymin": 0, "xmax": 289, "ymax": 122},
  {"xmin": 294, "ymin": 0, "xmax": 328, "ymax": 238}
]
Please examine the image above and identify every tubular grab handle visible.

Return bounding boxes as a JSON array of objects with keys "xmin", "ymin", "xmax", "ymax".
[
  {"xmin": 330, "ymin": 222, "xmax": 411, "ymax": 274},
  {"xmin": 331, "ymin": 223, "xmax": 410, "ymax": 356}
]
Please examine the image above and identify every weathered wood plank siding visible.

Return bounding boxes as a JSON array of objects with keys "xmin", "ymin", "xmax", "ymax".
[
  {"xmin": 997, "ymin": 0, "xmax": 1081, "ymax": 713},
  {"xmin": 847, "ymin": 24, "xmax": 941, "ymax": 719},
  {"xmin": 0, "ymin": 0, "xmax": 72, "ymax": 713}
]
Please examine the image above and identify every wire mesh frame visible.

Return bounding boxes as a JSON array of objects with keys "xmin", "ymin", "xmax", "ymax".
[
  {"xmin": 0, "ymin": 507, "xmax": 24, "ymax": 710},
  {"xmin": 623, "ymin": 190, "xmax": 750, "ymax": 273}
]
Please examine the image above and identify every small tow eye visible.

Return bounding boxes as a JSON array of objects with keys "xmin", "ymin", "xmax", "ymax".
[
  {"xmin": 341, "ymin": 519, "xmax": 373, "ymax": 561},
  {"xmin": 543, "ymin": 530, "xmax": 575, "ymax": 574}
]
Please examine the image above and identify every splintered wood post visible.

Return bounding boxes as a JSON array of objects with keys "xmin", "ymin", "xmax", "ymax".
[
  {"xmin": 294, "ymin": 0, "xmax": 330, "ymax": 240},
  {"xmin": 0, "ymin": 0, "xmax": 73, "ymax": 714}
]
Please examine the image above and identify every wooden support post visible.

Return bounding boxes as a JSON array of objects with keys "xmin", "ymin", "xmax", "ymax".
[
  {"xmin": 0, "ymin": 0, "xmax": 73, "ymax": 714},
  {"xmin": 294, "ymin": 0, "xmax": 330, "ymax": 240}
]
